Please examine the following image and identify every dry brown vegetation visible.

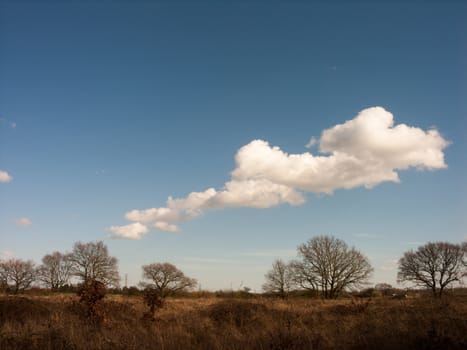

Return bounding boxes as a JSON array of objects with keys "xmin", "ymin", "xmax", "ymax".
[{"xmin": 0, "ymin": 293, "xmax": 466, "ymax": 350}]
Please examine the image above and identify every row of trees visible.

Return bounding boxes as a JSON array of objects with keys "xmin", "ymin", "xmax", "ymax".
[
  {"xmin": 2, "ymin": 237, "xmax": 465, "ymax": 299},
  {"xmin": 0, "ymin": 242, "xmax": 119, "ymax": 294},
  {"xmin": 0, "ymin": 241, "xmax": 197, "ymax": 298},
  {"xmin": 0, "ymin": 241, "xmax": 120, "ymax": 293},
  {"xmin": 263, "ymin": 236, "xmax": 467, "ymax": 298}
]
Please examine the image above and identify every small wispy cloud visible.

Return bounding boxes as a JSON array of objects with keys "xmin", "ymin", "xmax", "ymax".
[
  {"xmin": 305, "ymin": 136, "xmax": 317, "ymax": 149},
  {"xmin": 0, "ymin": 170, "xmax": 13, "ymax": 183},
  {"xmin": 16, "ymin": 217, "xmax": 32, "ymax": 227}
]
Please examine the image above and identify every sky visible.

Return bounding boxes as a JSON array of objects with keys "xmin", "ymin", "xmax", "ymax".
[{"xmin": 0, "ymin": 0, "xmax": 466, "ymax": 291}]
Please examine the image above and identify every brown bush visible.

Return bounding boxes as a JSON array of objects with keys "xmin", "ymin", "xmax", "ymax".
[{"xmin": 76, "ymin": 280, "xmax": 106, "ymax": 324}]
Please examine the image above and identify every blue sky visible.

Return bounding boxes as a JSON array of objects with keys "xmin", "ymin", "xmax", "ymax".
[{"xmin": 0, "ymin": 0, "xmax": 466, "ymax": 291}]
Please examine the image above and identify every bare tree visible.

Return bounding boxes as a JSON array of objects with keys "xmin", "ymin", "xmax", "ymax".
[
  {"xmin": 398, "ymin": 242, "xmax": 465, "ymax": 298},
  {"xmin": 69, "ymin": 241, "xmax": 119, "ymax": 287},
  {"xmin": 293, "ymin": 235, "xmax": 373, "ymax": 299},
  {"xmin": 289, "ymin": 259, "xmax": 320, "ymax": 293},
  {"xmin": 37, "ymin": 251, "xmax": 73, "ymax": 291},
  {"xmin": 141, "ymin": 262, "xmax": 197, "ymax": 298},
  {"xmin": 262, "ymin": 259, "xmax": 293, "ymax": 298},
  {"xmin": 141, "ymin": 262, "xmax": 196, "ymax": 320},
  {"xmin": 0, "ymin": 259, "xmax": 36, "ymax": 294}
]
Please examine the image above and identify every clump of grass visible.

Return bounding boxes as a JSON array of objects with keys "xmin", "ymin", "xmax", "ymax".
[
  {"xmin": 206, "ymin": 299, "xmax": 269, "ymax": 328},
  {"xmin": 0, "ymin": 297, "xmax": 51, "ymax": 327}
]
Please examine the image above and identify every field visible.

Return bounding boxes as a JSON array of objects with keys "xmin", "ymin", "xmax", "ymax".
[{"xmin": 0, "ymin": 293, "xmax": 466, "ymax": 350}]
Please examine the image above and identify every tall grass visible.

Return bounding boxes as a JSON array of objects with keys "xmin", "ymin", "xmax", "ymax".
[{"xmin": 0, "ymin": 294, "xmax": 466, "ymax": 349}]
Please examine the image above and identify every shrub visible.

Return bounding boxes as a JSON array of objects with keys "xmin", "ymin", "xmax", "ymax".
[
  {"xmin": 142, "ymin": 288, "xmax": 164, "ymax": 322},
  {"xmin": 76, "ymin": 280, "xmax": 106, "ymax": 323}
]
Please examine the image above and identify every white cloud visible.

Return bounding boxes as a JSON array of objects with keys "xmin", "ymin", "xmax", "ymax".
[
  {"xmin": 110, "ymin": 107, "xmax": 449, "ymax": 238},
  {"xmin": 16, "ymin": 217, "xmax": 32, "ymax": 227},
  {"xmin": 0, "ymin": 170, "xmax": 13, "ymax": 183},
  {"xmin": 232, "ymin": 108, "xmax": 447, "ymax": 194},
  {"xmin": 320, "ymin": 107, "xmax": 448, "ymax": 171},
  {"xmin": 212, "ymin": 179, "xmax": 305, "ymax": 208},
  {"xmin": 305, "ymin": 136, "xmax": 317, "ymax": 148},
  {"xmin": 107, "ymin": 222, "xmax": 148, "ymax": 240},
  {"xmin": 153, "ymin": 221, "xmax": 179, "ymax": 232}
]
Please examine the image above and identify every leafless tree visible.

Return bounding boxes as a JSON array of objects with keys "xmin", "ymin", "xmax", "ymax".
[
  {"xmin": 69, "ymin": 241, "xmax": 119, "ymax": 287},
  {"xmin": 141, "ymin": 262, "xmax": 197, "ymax": 298},
  {"xmin": 292, "ymin": 235, "xmax": 373, "ymax": 299},
  {"xmin": 262, "ymin": 259, "xmax": 293, "ymax": 298},
  {"xmin": 0, "ymin": 259, "xmax": 36, "ymax": 294},
  {"xmin": 398, "ymin": 242, "xmax": 465, "ymax": 298},
  {"xmin": 289, "ymin": 259, "xmax": 320, "ymax": 293},
  {"xmin": 37, "ymin": 251, "xmax": 73, "ymax": 291}
]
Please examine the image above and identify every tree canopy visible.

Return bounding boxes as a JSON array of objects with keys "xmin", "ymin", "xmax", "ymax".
[
  {"xmin": 37, "ymin": 252, "xmax": 73, "ymax": 290},
  {"xmin": 69, "ymin": 241, "xmax": 120, "ymax": 287},
  {"xmin": 0, "ymin": 259, "xmax": 36, "ymax": 294},
  {"xmin": 398, "ymin": 241, "xmax": 465, "ymax": 297},
  {"xmin": 292, "ymin": 235, "xmax": 373, "ymax": 298},
  {"xmin": 141, "ymin": 262, "xmax": 197, "ymax": 298},
  {"xmin": 262, "ymin": 259, "xmax": 293, "ymax": 298}
]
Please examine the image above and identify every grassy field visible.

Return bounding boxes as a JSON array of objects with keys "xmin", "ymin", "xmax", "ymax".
[{"xmin": 0, "ymin": 293, "xmax": 466, "ymax": 349}]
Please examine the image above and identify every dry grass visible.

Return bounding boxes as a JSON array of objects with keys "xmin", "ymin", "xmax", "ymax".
[{"xmin": 0, "ymin": 294, "xmax": 466, "ymax": 349}]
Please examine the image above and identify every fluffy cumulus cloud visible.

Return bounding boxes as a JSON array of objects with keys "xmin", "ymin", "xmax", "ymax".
[
  {"xmin": 108, "ymin": 107, "xmax": 449, "ymax": 239},
  {"xmin": 16, "ymin": 217, "xmax": 32, "ymax": 227},
  {"xmin": 0, "ymin": 170, "xmax": 13, "ymax": 183}
]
